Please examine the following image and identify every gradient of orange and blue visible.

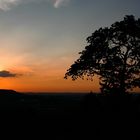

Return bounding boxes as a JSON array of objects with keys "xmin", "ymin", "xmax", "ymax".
[{"xmin": 0, "ymin": 0, "xmax": 140, "ymax": 92}]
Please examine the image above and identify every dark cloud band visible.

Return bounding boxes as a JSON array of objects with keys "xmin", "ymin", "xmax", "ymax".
[{"xmin": 0, "ymin": 70, "xmax": 18, "ymax": 77}]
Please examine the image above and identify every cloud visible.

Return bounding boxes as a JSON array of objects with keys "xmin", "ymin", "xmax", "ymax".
[
  {"xmin": 0, "ymin": 70, "xmax": 18, "ymax": 77},
  {"xmin": 0, "ymin": 0, "xmax": 20, "ymax": 11},
  {"xmin": 0, "ymin": 0, "xmax": 70, "ymax": 11},
  {"xmin": 53, "ymin": 0, "xmax": 69, "ymax": 8}
]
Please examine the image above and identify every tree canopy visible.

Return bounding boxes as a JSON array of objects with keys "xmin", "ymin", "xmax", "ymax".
[{"xmin": 65, "ymin": 15, "xmax": 140, "ymax": 94}]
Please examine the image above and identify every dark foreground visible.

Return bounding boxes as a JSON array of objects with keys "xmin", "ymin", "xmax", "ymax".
[{"xmin": 0, "ymin": 90, "xmax": 140, "ymax": 139}]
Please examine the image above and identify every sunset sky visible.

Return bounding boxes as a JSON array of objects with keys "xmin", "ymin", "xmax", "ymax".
[{"xmin": 0, "ymin": 0, "xmax": 140, "ymax": 92}]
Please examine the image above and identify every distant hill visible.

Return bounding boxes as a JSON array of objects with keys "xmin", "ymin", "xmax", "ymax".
[{"xmin": 0, "ymin": 89, "xmax": 18, "ymax": 95}]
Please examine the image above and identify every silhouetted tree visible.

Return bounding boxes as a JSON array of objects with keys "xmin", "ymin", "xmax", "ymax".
[{"xmin": 65, "ymin": 15, "xmax": 140, "ymax": 94}]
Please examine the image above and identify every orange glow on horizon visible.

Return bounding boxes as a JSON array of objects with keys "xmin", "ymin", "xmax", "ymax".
[
  {"xmin": 0, "ymin": 75, "xmax": 139, "ymax": 93},
  {"xmin": 0, "ymin": 54, "xmax": 139, "ymax": 93},
  {"xmin": 0, "ymin": 73, "xmax": 100, "ymax": 93}
]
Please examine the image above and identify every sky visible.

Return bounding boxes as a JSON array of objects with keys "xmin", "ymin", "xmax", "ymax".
[{"xmin": 0, "ymin": 0, "xmax": 140, "ymax": 92}]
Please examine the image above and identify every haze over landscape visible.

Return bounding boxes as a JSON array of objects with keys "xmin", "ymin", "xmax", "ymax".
[{"xmin": 0, "ymin": 0, "xmax": 140, "ymax": 92}]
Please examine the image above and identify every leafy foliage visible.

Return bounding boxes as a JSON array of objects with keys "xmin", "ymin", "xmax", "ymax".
[{"xmin": 65, "ymin": 15, "xmax": 140, "ymax": 94}]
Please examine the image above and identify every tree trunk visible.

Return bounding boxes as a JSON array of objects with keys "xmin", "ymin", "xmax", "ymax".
[{"xmin": 119, "ymin": 61, "xmax": 127, "ymax": 95}]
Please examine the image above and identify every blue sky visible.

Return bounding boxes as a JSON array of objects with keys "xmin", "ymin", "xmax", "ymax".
[{"xmin": 0, "ymin": 0, "xmax": 139, "ymax": 92}]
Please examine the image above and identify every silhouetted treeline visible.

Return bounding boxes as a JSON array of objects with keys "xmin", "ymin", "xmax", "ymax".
[
  {"xmin": 0, "ymin": 90, "xmax": 140, "ymax": 139},
  {"xmin": 0, "ymin": 90, "xmax": 140, "ymax": 117}
]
